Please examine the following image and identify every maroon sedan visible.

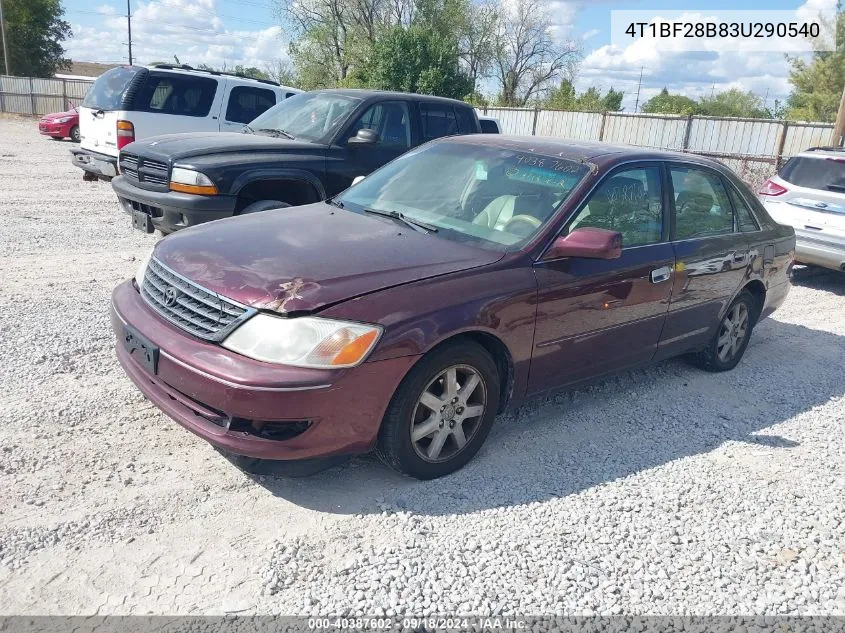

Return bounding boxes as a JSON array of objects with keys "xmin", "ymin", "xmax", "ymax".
[
  {"xmin": 38, "ymin": 107, "xmax": 80, "ymax": 142},
  {"xmin": 112, "ymin": 137, "xmax": 794, "ymax": 479}
]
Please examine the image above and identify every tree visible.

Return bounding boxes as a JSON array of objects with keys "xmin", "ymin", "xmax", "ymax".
[
  {"xmin": 263, "ymin": 58, "xmax": 299, "ymax": 86},
  {"xmin": 0, "ymin": 0, "xmax": 71, "ymax": 77},
  {"xmin": 366, "ymin": 25, "xmax": 473, "ymax": 99},
  {"xmin": 697, "ymin": 88, "xmax": 768, "ymax": 118},
  {"xmin": 786, "ymin": 12, "xmax": 845, "ymax": 122},
  {"xmin": 491, "ymin": 0, "xmax": 579, "ymax": 106},
  {"xmin": 641, "ymin": 88, "xmax": 697, "ymax": 115},
  {"xmin": 543, "ymin": 81, "xmax": 623, "ymax": 112},
  {"xmin": 458, "ymin": 0, "xmax": 498, "ymax": 89}
]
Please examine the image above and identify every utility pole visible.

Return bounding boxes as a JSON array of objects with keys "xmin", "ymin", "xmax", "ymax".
[
  {"xmin": 0, "ymin": 0, "xmax": 10, "ymax": 76},
  {"xmin": 831, "ymin": 84, "xmax": 845, "ymax": 147},
  {"xmin": 633, "ymin": 66, "xmax": 644, "ymax": 112},
  {"xmin": 126, "ymin": 0, "xmax": 133, "ymax": 65}
]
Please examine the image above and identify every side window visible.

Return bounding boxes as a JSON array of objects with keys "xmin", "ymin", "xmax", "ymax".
[
  {"xmin": 345, "ymin": 101, "xmax": 410, "ymax": 149},
  {"xmin": 671, "ymin": 167, "xmax": 734, "ymax": 239},
  {"xmin": 567, "ymin": 166, "xmax": 664, "ymax": 248},
  {"xmin": 479, "ymin": 119, "xmax": 500, "ymax": 134},
  {"xmin": 420, "ymin": 103, "xmax": 458, "ymax": 141},
  {"xmin": 135, "ymin": 74, "xmax": 217, "ymax": 117},
  {"xmin": 225, "ymin": 86, "xmax": 276, "ymax": 124},
  {"xmin": 726, "ymin": 184, "xmax": 760, "ymax": 232},
  {"xmin": 454, "ymin": 107, "xmax": 477, "ymax": 134}
]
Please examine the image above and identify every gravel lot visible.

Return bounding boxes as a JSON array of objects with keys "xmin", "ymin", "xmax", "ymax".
[{"xmin": 1, "ymin": 116, "xmax": 845, "ymax": 616}]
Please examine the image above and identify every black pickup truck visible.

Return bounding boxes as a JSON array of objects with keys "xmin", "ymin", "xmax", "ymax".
[{"xmin": 111, "ymin": 89, "xmax": 484, "ymax": 234}]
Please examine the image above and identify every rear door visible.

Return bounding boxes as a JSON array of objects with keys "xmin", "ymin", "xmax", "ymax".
[
  {"xmin": 219, "ymin": 81, "xmax": 278, "ymax": 133},
  {"xmin": 763, "ymin": 154, "xmax": 845, "ymax": 255},
  {"xmin": 529, "ymin": 163, "xmax": 674, "ymax": 393},
  {"xmin": 656, "ymin": 164, "xmax": 749, "ymax": 359},
  {"xmin": 79, "ymin": 66, "xmax": 142, "ymax": 157}
]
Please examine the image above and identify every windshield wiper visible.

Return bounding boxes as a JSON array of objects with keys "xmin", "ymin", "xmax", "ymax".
[
  {"xmin": 326, "ymin": 198, "xmax": 344, "ymax": 209},
  {"xmin": 826, "ymin": 184, "xmax": 845, "ymax": 192},
  {"xmin": 255, "ymin": 128, "xmax": 294, "ymax": 139},
  {"xmin": 243, "ymin": 124, "xmax": 254, "ymax": 134},
  {"xmin": 362, "ymin": 208, "xmax": 438, "ymax": 234}
]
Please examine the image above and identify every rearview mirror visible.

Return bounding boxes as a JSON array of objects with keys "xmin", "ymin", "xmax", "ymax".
[
  {"xmin": 348, "ymin": 128, "xmax": 378, "ymax": 146},
  {"xmin": 543, "ymin": 227, "xmax": 622, "ymax": 260}
]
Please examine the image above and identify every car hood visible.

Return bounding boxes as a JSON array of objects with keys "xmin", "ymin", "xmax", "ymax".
[
  {"xmin": 153, "ymin": 203, "xmax": 504, "ymax": 314},
  {"xmin": 42, "ymin": 109, "xmax": 76, "ymax": 120},
  {"xmin": 124, "ymin": 132, "xmax": 321, "ymax": 161}
]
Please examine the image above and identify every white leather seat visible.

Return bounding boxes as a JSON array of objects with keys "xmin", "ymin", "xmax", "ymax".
[{"xmin": 473, "ymin": 195, "xmax": 516, "ymax": 232}]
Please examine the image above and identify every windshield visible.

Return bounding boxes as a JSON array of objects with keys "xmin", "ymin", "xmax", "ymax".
[
  {"xmin": 336, "ymin": 142, "xmax": 590, "ymax": 250},
  {"xmin": 247, "ymin": 92, "xmax": 361, "ymax": 142},
  {"xmin": 81, "ymin": 66, "xmax": 140, "ymax": 110}
]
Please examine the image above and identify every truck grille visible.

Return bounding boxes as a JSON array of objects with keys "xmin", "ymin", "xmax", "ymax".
[
  {"xmin": 119, "ymin": 153, "xmax": 170, "ymax": 188},
  {"xmin": 140, "ymin": 257, "xmax": 255, "ymax": 341}
]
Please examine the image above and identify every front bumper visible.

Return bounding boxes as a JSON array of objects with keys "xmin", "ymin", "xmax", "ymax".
[
  {"xmin": 39, "ymin": 122, "xmax": 71, "ymax": 137},
  {"xmin": 71, "ymin": 148, "xmax": 118, "ymax": 178},
  {"xmin": 112, "ymin": 175, "xmax": 236, "ymax": 233},
  {"xmin": 794, "ymin": 231, "xmax": 845, "ymax": 272},
  {"xmin": 111, "ymin": 280, "xmax": 417, "ymax": 460}
]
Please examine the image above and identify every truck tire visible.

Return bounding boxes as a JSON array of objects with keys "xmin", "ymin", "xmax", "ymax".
[{"xmin": 239, "ymin": 200, "xmax": 291, "ymax": 215}]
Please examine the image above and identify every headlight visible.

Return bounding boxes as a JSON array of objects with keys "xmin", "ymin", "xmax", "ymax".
[
  {"xmin": 222, "ymin": 315, "xmax": 382, "ymax": 368},
  {"xmin": 56, "ymin": 116, "xmax": 72, "ymax": 123},
  {"xmin": 169, "ymin": 167, "xmax": 218, "ymax": 195},
  {"xmin": 135, "ymin": 248, "xmax": 153, "ymax": 288}
]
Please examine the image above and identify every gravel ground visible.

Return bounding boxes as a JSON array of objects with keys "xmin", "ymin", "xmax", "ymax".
[{"xmin": 1, "ymin": 115, "xmax": 845, "ymax": 616}]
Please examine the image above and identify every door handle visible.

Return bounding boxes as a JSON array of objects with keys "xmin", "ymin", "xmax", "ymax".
[{"xmin": 650, "ymin": 266, "xmax": 671, "ymax": 283}]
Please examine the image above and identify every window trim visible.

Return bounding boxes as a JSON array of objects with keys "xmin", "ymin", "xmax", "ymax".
[
  {"xmin": 723, "ymin": 178, "xmax": 762, "ymax": 234},
  {"xmin": 666, "ymin": 161, "xmax": 739, "ymax": 242},
  {"xmin": 547, "ymin": 162, "xmax": 670, "ymax": 258}
]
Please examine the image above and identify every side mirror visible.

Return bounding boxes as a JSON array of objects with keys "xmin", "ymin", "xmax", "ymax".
[
  {"xmin": 351, "ymin": 175, "xmax": 366, "ymax": 186},
  {"xmin": 543, "ymin": 227, "xmax": 622, "ymax": 261},
  {"xmin": 348, "ymin": 128, "xmax": 378, "ymax": 146}
]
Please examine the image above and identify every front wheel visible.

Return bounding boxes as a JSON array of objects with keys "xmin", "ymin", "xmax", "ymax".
[
  {"xmin": 69, "ymin": 125, "xmax": 80, "ymax": 143},
  {"xmin": 376, "ymin": 341, "xmax": 500, "ymax": 479},
  {"xmin": 688, "ymin": 290, "xmax": 756, "ymax": 372},
  {"xmin": 239, "ymin": 200, "xmax": 291, "ymax": 215}
]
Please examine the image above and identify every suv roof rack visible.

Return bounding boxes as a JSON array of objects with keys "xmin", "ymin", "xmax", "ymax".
[
  {"xmin": 150, "ymin": 63, "xmax": 281, "ymax": 87},
  {"xmin": 806, "ymin": 146, "xmax": 845, "ymax": 152}
]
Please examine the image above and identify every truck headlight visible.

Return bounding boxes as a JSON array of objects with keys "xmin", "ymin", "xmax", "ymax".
[
  {"xmin": 222, "ymin": 315, "xmax": 382, "ymax": 368},
  {"xmin": 169, "ymin": 167, "xmax": 218, "ymax": 195}
]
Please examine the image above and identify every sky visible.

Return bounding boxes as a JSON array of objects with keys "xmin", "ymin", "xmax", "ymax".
[{"xmin": 61, "ymin": 0, "xmax": 836, "ymax": 112}]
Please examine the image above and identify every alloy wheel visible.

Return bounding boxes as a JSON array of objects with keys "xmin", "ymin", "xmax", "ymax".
[
  {"xmin": 716, "ymin": 302, "xmax": 749, "ymax": 363},
  {"xmin": 410, "ymin": 364, "xmax": 487, "ymax": 463}
]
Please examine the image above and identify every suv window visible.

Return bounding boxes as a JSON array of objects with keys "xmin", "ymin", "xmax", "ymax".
[
  {"xmin": 779, "ymin": 155, "xmax": 845, "ymax": 191},
  {"xmin": 479, "ymin": 119, "xmax": 500, "ymax": 134},
  {"xmin": 568, "ymin": 166, "xmax": 664, "ymax": 248},
  {"xmin": 134, "ymin": 73, "xmax": 217, "ymax": 117},
  {"xmin": 727, "ymin": 185, "xmax": 760, "ymax": 232},
  {"xmin": 420, "ymin": 103, "xmax": 459, "ymax": 141},
  {"xmin": 225, "ymin": 86, "xmax": 276, "ymax": 124},
  {"xmin": 346, "ymin": 101, "xmax": 410, "ymax": 149},
  {"xmin": 671, "ymin": 166, "xmax": 734, "ymax": 239}
]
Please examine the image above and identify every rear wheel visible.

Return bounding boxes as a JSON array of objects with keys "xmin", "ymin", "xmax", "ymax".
[
  {"xmin": 239, "ymin": 200, "xmax": 291, "ymax": 215},
  {"xmin": 69, "ymin": 125, "xmax": 80, "ymax": 143},
  {"xmin": 688, "ymin": 291, "xmax": 755, "ymax": 372},
  {"xmin": 376, "ymin": 341, "xmax": 499, "ymax": 479}
]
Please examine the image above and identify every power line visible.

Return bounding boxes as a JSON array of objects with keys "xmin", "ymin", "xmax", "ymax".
[{"xmin": 126, "ymin": 0, "xmax": 133, "ymax": 65}]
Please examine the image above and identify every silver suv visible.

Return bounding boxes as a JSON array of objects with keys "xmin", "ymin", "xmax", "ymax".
[{"xmin": 758, "ymin": 147, "xmax": 845, "ymax": 272}]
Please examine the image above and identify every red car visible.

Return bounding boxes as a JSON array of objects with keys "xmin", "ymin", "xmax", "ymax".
[
  {"xmin": 38, "ymin": 107, "xmax": 80, "ymax": 142},
  {"xmin": 112, "ymin": 136, "xmax": 795, "ymax": 479}
]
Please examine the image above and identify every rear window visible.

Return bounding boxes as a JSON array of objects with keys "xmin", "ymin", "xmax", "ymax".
[
  {"xmin": 779, "ymin": 156, "xmax": 845, "ymax": 192},
  {"xmin": 132, "ymin": 73, "xmax": 218, "ymax": 117},
  {"xmin": 454, "ymin": 107, "xmax": 477, "ymax": 134},
  {"xmin": 81, "ymin": 66, "xmax": 141, "ymax": 110},
  {"xmin": 420, "ymin": 103, "xmax": 458, "ymax": 141}
]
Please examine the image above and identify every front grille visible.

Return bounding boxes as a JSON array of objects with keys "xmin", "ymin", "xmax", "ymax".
[
  {"xmin": 119, "ymin": 152, "xmax": 169, "ymax": 187},
  {"xmin": 140, "ymin": 257, "xmax": 254, "ymax": 341}
]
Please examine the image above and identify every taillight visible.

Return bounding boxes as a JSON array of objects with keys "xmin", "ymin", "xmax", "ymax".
[
  {"xmin": 758, "ymin": 179, "xmax": 787, "ymax": 196},
  {"xmin": 116, "ymin": 120, "xmax": 135, "ymax": 150}
]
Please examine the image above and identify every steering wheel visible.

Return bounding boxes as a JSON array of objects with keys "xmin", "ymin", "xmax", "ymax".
[{"xmin": 502, "ymin": 214, "xmax": 542, "ymax": 237}]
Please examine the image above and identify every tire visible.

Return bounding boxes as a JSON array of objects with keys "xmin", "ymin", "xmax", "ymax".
[
  {"xmin": 376, "ymin": 340, "xmax": 500, "ymax": 480},
  {"xmin": 69, "ymin": 126, "xmax": 80, "ymax": 143},
  {"xmin": 687, "ymin": 290, "xmax": 756, "ymax": 372},
  {"xmin": 239, "ymin": 200, "xmax": 291, "ymax": 215}
]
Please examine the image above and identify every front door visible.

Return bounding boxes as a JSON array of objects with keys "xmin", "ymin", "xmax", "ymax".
[
  {"xmin": 325, "ymin": 100, "xmax": 413, "ymax": 195},
  {"xmin": 655, "ymin": 164, "xmax": 750, "ymax": 360},
  {"xmin": 529, "ymin": 164, "xmax": 675, "ymax": 394}
]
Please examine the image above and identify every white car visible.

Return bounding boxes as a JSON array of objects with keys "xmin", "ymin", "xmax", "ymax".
[
  {"xmin": 71, "ymin": 64, "xmax": 301, "ymax": 180},
  {"xmin": 758, "ymin": 147, "xmax": 845, "ymax": 272}
]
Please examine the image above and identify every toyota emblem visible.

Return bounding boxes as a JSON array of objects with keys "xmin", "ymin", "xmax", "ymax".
[{"xmin": 163, "ymin": 286, "xmax": 181, "ymax": 307}]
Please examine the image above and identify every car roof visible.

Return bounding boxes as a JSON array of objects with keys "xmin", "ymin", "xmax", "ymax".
[
  {"xmin": 793, "ymin": 147, "xmax": 845, "ymax": 159},
  {"xmin": 140, "ymin": 64, "xmax": 292, "ymax": 90},
  {"xmin": 316, "ymin": 88, "xmax": 472, "ymax": 107},
  {"xmin": 442, "ymin": 134, "xmax": 730, "ymax": 169}
]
